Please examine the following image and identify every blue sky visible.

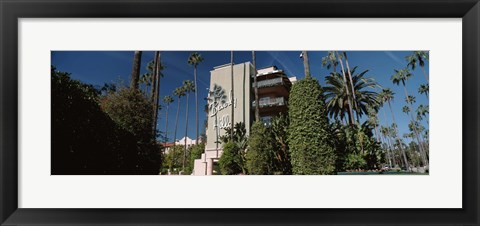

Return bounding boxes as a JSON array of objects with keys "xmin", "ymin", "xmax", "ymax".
[{"xmin": 51, "ymin": 51, "xmax": 429, "ymax": 143}]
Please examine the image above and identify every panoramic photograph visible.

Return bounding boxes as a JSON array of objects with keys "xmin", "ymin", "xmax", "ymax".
[{"xmin": 51, "ymin": 51, "xmax": 429, "ymax": 175}]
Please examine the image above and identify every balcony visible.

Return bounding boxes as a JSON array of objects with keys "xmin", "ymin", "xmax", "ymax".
[
  {"xmin": 254, "ymin": 77, "xmax": 284, "ymax": 88},
  {"xmin": 252, "ymin": 97, "xmax": 287, "ymax": 108}
]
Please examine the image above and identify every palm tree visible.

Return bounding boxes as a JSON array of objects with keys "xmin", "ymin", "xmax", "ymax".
[
  {"xmin": 150, "ymin": 55, "xmax": 165, "ymax": 102},
  {"xmin": 324, "ymin": 72, "xmax": 350, "ymax": 123},
  {"xmin": 378, "ymin": 88, "xmax": 410, "ymax": 171},
  {"xmin": 341, "ymin": 52, "xmax": 361, "ymax": 123},
  {"xmin": 188, "ymin": 52, "xmax": 204, "ymax": 144},
  {"xmin": 416, "ymin": 104, "xmax": 429, "ymax": 125},
  {"xmin": 152, "ymin": 52, "xmax": 162, "ymax": 138},
  {"xmin": 368, "ymin": 106, "xmax": 392, "ymax": 168},
  {"xmin": 139, "ymin": 73, "xmax": 152, "ymax": 97},
  {"xmin": 163, "ymin": 95, "xmax": 174, "ymax": 150},
  {"xmin": 182, "ymin": 80, "xmax": 195, "ymax": 172},
  {"xmin": 380, "ymin": 126, "xmax": 394, "ymax": 167},
  {"xmin": 230, "ymin": 51, "xmax": 234, "ymax": 140},
  {"xmin": 301, "ymin": 51, "xmax": 311, "ymax": 78},
  {"xmin": 130, "ymin": 51, "xmax": 142, "ymax": 90},
  {"xmin": 334, "ymin": 51, "xmax": 355, "ymax": 125},
  {"xmin": 324, "ymin": 67, "xmax": 379, "ymax": 124},
  {"xmin": 418, "ymin": 84, "xmax": 429, "ymax": 98},
  {"xmin": 321, "ymin": 51, "xmax": 338, "ymax": 73},
  {"xmin": 406, "ymin": 51, "xmax": 429, "ymax": 83},
  {"xmin": 391, "ymin": 68, "xmax": 428, "ymax": 167},
  {"xmin": 173, "ymin": 86, "xmax": 186, "ymax": 147},
  {"xmin": 252, "ymin": 51, "xmax": 260, "ymax": 121},
  {"xmin": 416, "ymin": 104, "xmax": 430, "ymax": 161},
  {"xmin": 390, "ymin": 123, "xmax": 408, "ymax": 169},
  {"xmin": 406, "ymin": 95, "xmax": 416, "ymax": 105}
]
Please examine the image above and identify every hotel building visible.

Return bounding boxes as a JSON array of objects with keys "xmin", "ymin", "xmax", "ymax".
[{"xmin": 193, "ymin": 62, "xmax": 295, "ymax": 175}]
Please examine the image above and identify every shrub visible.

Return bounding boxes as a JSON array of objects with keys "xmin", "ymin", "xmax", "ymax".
[
  {"xmin": 186, "ymin": 143, "xmax": 205, "ymax": 174},
  {"xmin": 163, "ymin": 145, "xmax": 185, "ymax": 174},
  {"xmin": 246, "ymin": 121, "xmax": 275, "ymax": 175},
  {"xmin": 218, "ymin": 141, "xmax": 243, "ymax": 175}
]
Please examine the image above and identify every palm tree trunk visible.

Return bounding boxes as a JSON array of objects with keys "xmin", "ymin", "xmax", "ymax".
[
  {"xmin": 230, "ymin": 51, "xmax": 234, "ymax": 140},
  {"xmin": 194, "ymin": 65, "xmax": 199, "ymax": 144},
  {"xmin": 402, "ymin": 84, "xmax": 428, "ymax": 167},
  {"xmin": 173, "ymin": 97, "xmax": 181, "ymax": 147},
  {"xmin": 302, "ymin": 51, "xmax": 311, "ymax": 78},
  {"xmin": 164, "ymin": 104, "xmax": 169, "ymax": 152},
  {"xmin": 183, "ymin": 92, "xmax": 190, "ymax": 172},
  {"xmin": 252, "ymin": 51, "xmax": 260, "ymax": 122},
  {"xmin": 130, "ymin": 51, "xmax": 142, "ymax": 90},
  {"xmin": 343, "ymin": 52, "xmax": 360, "ymax": 123},
  {"xmin": 421, "ymin": 66, "xmax": 429, "ymax": 83},
  {"xmin": 384, "ymin": 134, "xmax": 396, "ymax": 167},
  {"xmin": 336, "ymin": 51, "xmax": 355, "ymax": 126},
  {"xmin": 152, "ymin": 52, "xmax": 161, "ymax": 138},
  {"xmin": 379, "ymin": 133, "xmax": 393, "ymax": 168},
  {"xmin": 387, "ymin": 101, "xmax": 410, "ymax": 171}
]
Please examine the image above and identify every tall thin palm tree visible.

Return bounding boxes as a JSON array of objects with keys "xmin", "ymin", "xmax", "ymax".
[
  {"xmin": 418, "ymin": 84, "xmax": 429, "ymax": 99},
  {"xmin": 230, "ymin": 51, "xmax": 234, "ymax": 140},
  {"xmin": 252, "ymin": 51, "xmax": 260, "ymax": 121},
  {"xmin": 367, "ymin": 106, "xmax": 392, "ymax": 167},
  {"xmin": 140, "ymin": 74, "xmax": 151, "ymax": 97},
  {"xmin": 334, "ymin": 51, "xmax": 355, "ymax": 125},
  {"xmin": 321, "ymin": 51, "xmax": 338, "ymax": 73},
  {"xmin": 182, "ymin": 80, "xmax": 195, "ymax": 172},
  {"xmin": 341, "ymin": 52, "xmax": 361, "ymax": 123},
  {"xmin": 416, "ymin": 104, "xmax": 429, "ymax": 125},
  {"xmin": 173, "ymin": 86, "xmax": 186, "ymax": 147},
  {"xmin": 188, "ymin": 52, "xmax": 204, "ymax": 144},
  {"xmin": 130, "ymin": 51, "xmax": 142, "ymax": 90},
  {"xmin": 406, "ymin": 95, "xmax": 429, "ymax": 166},
  {"xmin": 378, "ymin": 88, "xmax": 410, "ymax": 171},
  {"xmin": 379, "ymin": 126, "xmax": 394, "ymax": 167},
  {"xmin": 406, "ymin": 51, "xmax": 429, "ymax": 83},
  {"xmin": 163, "ymin": 95, "xmax": 174, "ymax": 150},
  {"xmin": 402, "ymin": 105, "xmax": 410, "ymax": 115},
  {"xmin": 391, "ymin": 68, "xmax": 428, "ymax": 167},
  {"xmin": 301, "ymin": 51, "xmax": 311, "ymax": 78},
  {"xmin": 140, "ymin": 60, "xmax": 155, "ymax": 97},
  {"xmin": 152, "ymin": 52, "xmax": 162, "ymax": 138}
]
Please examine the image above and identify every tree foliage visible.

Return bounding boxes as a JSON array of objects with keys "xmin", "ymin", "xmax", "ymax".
[
  {"xmin": 245, "ymin": 121, "xmax": 275, "ymax": 175},
  {"xmin": 52, "ymin": 67, "xmax": 160, "ymax": 175},
  {"xmin": 163, "ymin": 145, "xmax": 185, "ymax": 174},
  {"xmin": 218, "ymin": 141, "xmax": 243, "ymax": 175},
  {"xmin": 270, "ymin": 114, "xmax": 292, "ymax": 174},
  {"xmin": 187, "ymin": 143, "xmax": 205, "ymax": 174},
  {"xmin": 287, "ymin": 76, "xmax": 336, "ymax": 174},
  {"xmin": 100, "ymin": 87, "xmax": 156, "ymax": 142},
  {"xmin": 218, "ymin": 122, "xmax": 248, "ymax": 174}
]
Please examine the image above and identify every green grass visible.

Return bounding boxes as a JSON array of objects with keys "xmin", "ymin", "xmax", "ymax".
[{"xmin": 337, "ymin": 171, "xmax": 428, "ymax": 175}]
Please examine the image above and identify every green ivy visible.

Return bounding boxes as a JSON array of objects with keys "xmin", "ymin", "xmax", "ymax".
[{"xmin": 287, "ymin": 77, "xmax": 336, "ymax": 175}]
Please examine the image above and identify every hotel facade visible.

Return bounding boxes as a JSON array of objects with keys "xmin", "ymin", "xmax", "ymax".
[{"xmin": 193, "ymin": 62, "xmax": 295, "ymax": 175}]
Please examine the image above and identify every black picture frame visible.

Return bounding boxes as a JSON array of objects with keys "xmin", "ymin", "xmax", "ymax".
[{"xmin": 1, "ymin": 0, "xmax": 479, "ymax": 225}]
